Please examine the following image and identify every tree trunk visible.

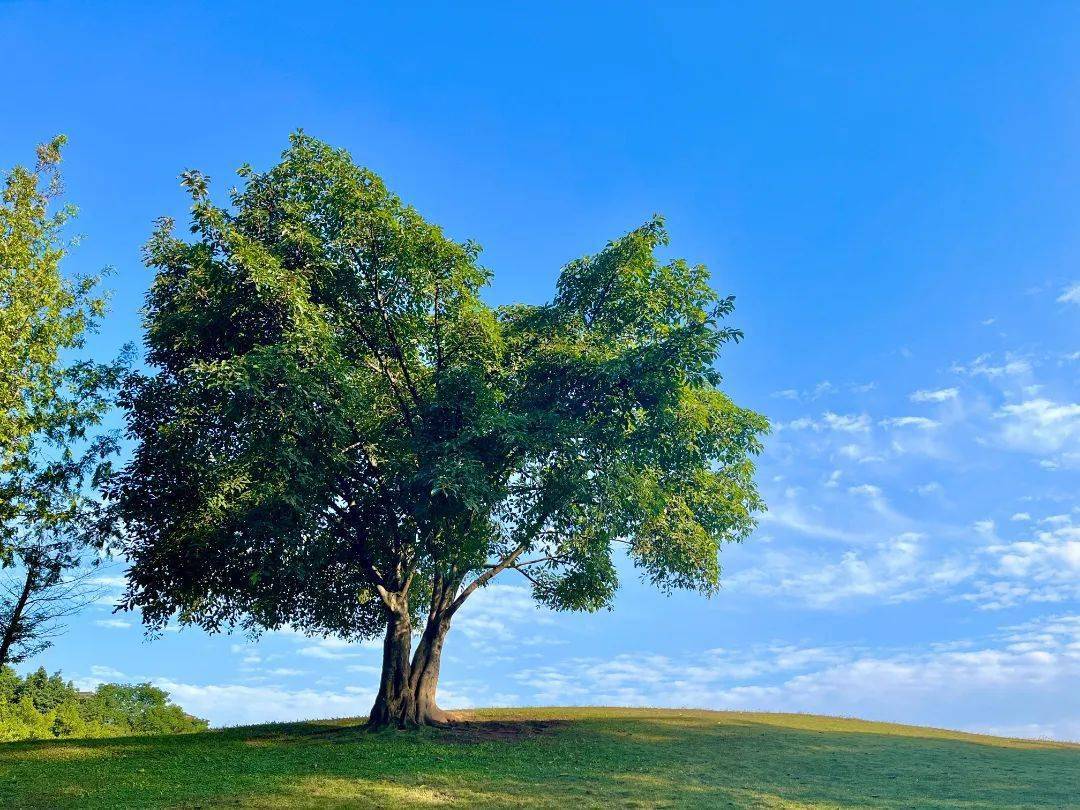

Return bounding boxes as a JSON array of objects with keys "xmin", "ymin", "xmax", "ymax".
[
  {"xmin": 408, "ymin": 613, "xmax": 452, "ymax": 725},
  {"xmin": 367, "ymin": 600, "xmax": 414, "ymax": 728},
  {"xmin": 366, "ymin": 599, "xmax": 454, "ymax": 729},
  {"xmin": 0, "ymin": 563, "xmax": 36, "ymax": 668}
]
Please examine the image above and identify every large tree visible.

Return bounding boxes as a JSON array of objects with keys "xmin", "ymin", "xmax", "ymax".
[
  {"xmin": 0, "ymin": 137, "xmax": 125, "ymax": 666},
  {"xmin": 106, "ymin": 134, "xmax": 767, "ymax": 728}
]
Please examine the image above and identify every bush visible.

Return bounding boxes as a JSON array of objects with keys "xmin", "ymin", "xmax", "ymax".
[
  {"xmin": 0, "ymin": 666, "xmax": 208, "ymax": 741},
  {"xmin": 51, "ymin": 700, "xmax": 86, "ymax": 737}
]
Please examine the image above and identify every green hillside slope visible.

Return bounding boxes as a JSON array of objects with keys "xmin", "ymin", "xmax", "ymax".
[{"xmin": 0, "ymin": 707, "xmax": 1075, "ymax": 808}]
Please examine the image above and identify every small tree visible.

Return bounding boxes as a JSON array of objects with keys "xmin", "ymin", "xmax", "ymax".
[
  {"xmin": 107, "ymin": 134, "xmax": 767, "ymax": 728},
  {"xmin": 0, "ymin": 138, "xmax": 125, "ymax": 667},
  {"xmin": 0, "ymin": 541, "xmax": 101, "ymax": 666}
]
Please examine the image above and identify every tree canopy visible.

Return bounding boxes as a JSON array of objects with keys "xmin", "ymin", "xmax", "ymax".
[
  {"xmin": 0, "ymin": 138, "xmax": 125, "ymax": 667},
  {"xmin": 106, "ymin": 133, "xmax": 768, "ymax": 726}
]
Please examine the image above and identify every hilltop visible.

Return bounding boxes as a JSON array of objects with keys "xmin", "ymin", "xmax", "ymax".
[{"xmin": 0, "ymin": 707, "xmax": 1076, "ymax": 808}]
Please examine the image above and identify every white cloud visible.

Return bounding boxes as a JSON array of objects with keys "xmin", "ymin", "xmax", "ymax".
[
  {"xmin": 264, "ymin": 626, "xmax": 381, "ymax": 661},
  {"xmin": 88, "ymin": 575, "xmax": 128, "ymax": 588},
  {"xmin": 846, "ymin": 483, "xmax": 897, "ymax": 517},
  {"xmin": 728, "ymin": 532, "xmax": 974, "ymax": 609},
  {"xmin": 510, "ymin": 615, "xmax": 1080, "ymax": 741},
  {"xmin": 780, "ymin": 412, "xmax": 871, "ymax": 433},
  {"xmin": 297, "ymin": 645, "xmax": 370, "ymax": 661},
  {"xmin": 745, "ymin": 503, "xmax": 1080, "ymax": 613},
  {"xmin": 835, "ymin": 443, "xmax": 884, "ymax": 463},
  {"xmin": 153, "ymin": 680, "xmax": 376, "ymax": 727},
  {"xmin": 952, "ymin": 353, "xmax": 1032, "ymax": 378},
  {"xmin": 823, "ymin": 412, "xmax": 871, "ymax": 432},
  {"xmin": 910, "ymin": 387, "xmax": 958, "ymax": 403},
  {"xmin": 345, "ymin": 664, "xmax": 381, "ymax": 675},
  {"xmin": 104, "ymin": 669, "xmax": 525, "ymax": 727},
  {"xmin": 514, "ymin": 643, "xmax": 849, "ymax": 705},
  {"xmin": 880, "ymin": 416, "xmax": 940, "ymax": 429},
  {"xmin": 1040, "ymin": 514, "xmax": 1072, "ymax": 526},
  {"xmin": 91, "ymin": 665, "xmax": 126, "ymax": 679},
  {"xmin": 847, "ymin": 483, "xmax": 882, "ymax": 498},
  {"xmin": 94, "ymin": 619, "xmax": 132, "ymax": 629},
  {"xmin": 454, "ymin": 584, "xmax": 556, "ymax": 650},
  {"xmin": 1057, "ymin": 282, "xmax": 1080, "ymax": 305},
  {"xmin": 995, "ymin": 399, "xmax": 1080, "ymax": 455},
  {"xmin": 73, "ymin": 665, "xmax": 129, "ymax": 692},
  {"xmin": 758, "ymin": 499, "xmax": 864, "ymax": 542},
  {"xmin": 963, "ymin": 515, "xmax": 1080, "ymax": 609},
  {"xmin": 770, "ymin": 381, "xmax": 848, "ymax": 402}
]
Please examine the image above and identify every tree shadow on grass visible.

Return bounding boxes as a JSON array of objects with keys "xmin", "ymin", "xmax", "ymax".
[{"xmin": 0, "ymin": 713, "xmax": 1076, "ymax": 808}]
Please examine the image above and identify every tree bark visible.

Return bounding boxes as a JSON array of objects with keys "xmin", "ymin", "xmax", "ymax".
[{"xmin": 366, "ymin": 596, "xmax": 454, "ymax": 729}]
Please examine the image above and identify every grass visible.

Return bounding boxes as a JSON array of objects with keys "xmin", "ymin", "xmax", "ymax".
[{"xmin": 0, "ymin": 707, "xmax": 1076, "ymax": 808}]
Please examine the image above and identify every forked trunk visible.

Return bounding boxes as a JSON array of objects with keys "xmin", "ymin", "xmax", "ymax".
[{"xmin": 367, "ymin": 602, "xmax": 453, "ymax": 729}]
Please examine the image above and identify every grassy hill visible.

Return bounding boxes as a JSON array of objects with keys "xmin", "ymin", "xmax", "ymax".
[{"xmin": 0, "ymin": 707, "xmax": 1076, "ymax": 808}]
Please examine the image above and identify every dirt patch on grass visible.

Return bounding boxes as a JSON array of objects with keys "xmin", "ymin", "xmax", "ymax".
[{"xmin": 438, "ymin": 719, "xmax": 567, "ymax": 743}]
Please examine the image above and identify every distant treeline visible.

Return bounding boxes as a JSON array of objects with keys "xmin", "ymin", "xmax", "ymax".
[{"xmin": 0, "ymin": 666, "xmax": 208, "ymax": 742}]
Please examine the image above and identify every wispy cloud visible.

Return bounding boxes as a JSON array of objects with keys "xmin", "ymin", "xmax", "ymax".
[
  {"xmin": 729, "ymin": 532, "xmax": 973, "ymax": 609},
  {"xmin": 880, "ymin": 416, "xmax": 940, "ymax": 429},
  {"xmin": 94, "ymin": 619, "xmax": 132, "ymax": 629},
  {"xmin": 1057, "ymin": 282, "xmax": 1080, "ymax": 305},
  {"xmin": 780, "ymin": 412, "xmax": 871, "ymax": 433},
  {"xmin": 909, "ymin": 387, "xmax": 958, "ymax": 403},
  {"xmin": 951, "ymin": 353, "xmax": 1032, "ymax": 378}
]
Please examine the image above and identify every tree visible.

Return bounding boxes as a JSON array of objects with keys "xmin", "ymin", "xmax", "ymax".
[
  {"xmin": 106, "ymin": 134, "xmax": 768, "ymax": 728},
  {"xmin": 0, "ymin": 666, "xmax": 208, "ymax": 740},
  {"xmin": 0, "ymin": 541, "xmax": 101, "ymax": 667},
  {"xmin": 85, "ymin": 682, "xmax": 207, "ymax": 734},
  {"xmin": 0, "ymin": 138, "xmax": 125, "ymax": 667}
]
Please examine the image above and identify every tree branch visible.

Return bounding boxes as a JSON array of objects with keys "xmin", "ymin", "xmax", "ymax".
[
  {"xmin": 484, "ymin": 555, "xmax": 558, "ymax": 568},
  {"xmin": 449, "ymin": 540, "xmax": 530, "ymax": 614},
  {"xmin": 510, "ymin": 565, "xmax": 541, "ymax": 587},
  {"xmin": 362, "ymin": 242, "xmax": 423, "ymax": 409}
]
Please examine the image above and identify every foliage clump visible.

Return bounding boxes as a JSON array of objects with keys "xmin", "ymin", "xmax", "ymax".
[{"xmin": 0, "ymin": 666, "xmax": 207, "ymax": 742}]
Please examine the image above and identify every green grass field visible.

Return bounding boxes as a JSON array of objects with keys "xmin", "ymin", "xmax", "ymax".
[{"xmin": 0, "ymin": 707, "xmax": 1075, "ymax": 808}]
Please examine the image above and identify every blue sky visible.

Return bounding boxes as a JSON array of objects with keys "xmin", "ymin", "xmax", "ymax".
[{"xmin": 3, "ymin": 2, "xmax": 1079, "ymax": 739}]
